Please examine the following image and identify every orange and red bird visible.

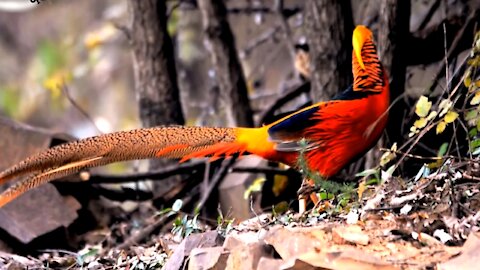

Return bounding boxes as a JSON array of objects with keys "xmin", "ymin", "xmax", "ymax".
[{"xmin": 0, "ymin": 25, "xmax": 389, "ymax": 207}]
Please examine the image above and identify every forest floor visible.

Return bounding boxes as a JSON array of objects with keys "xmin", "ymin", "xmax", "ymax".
[{"xmin": 1, "ymin": 169, "xmax": 479, "ymax": 270}]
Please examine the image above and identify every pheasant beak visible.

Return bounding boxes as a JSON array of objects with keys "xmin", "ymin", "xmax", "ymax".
[{"xmin": 353, "ymin": 25, "xmax": 371, "ymax": 70}]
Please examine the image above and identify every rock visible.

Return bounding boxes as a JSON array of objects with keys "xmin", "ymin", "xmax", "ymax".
[
  {"xmin": 225, "ymin": 241, "xmax": 271, "ymax": 270},
  {"xmin": 438, "ymin": 232, "xmax": 480, "ymax": 270},
  {"xmin": 223, "ymin": 231, "xmax": 263, "ymax": 250},
  {"xmin": 332, "ymin": 225, "xmax": 369, "ymax": 246},
  {"xmin": 264, "ymin": 226, "xmax": 329, "ymax": 261},
  {"xmin": 282, "ymin": 249, "xmax": 400, "ymax": 270},
  {"xmin": 0, "ymin": 117, "xmax": 81, "ymax": 244},
  {"xmin": 256, "ymin": 257, "xmax": 284, "ymax": 270},
  {"xmin": 162, "ymin": 231, "xmax": 224, "ymax": 270},
  {"xmin": 218, "ymin": 156, "xmax": 265, "ymax": 221},
  {"xmin": 188, "ymin": 247, "xmax": 228, "ymax": 270}
]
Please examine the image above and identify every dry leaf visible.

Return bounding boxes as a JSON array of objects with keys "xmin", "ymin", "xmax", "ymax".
[
  {"xmin": 438, "ymin": 100, "xmax": 452, "ymax": 117},
  {"xmin": 444, "ymin": 111, "xmax": 459, "ymax": 124},
  {"xmin": 470, "ymin": 92, "xmax": 480, "ymax": 105},
  {"xmin": 415, "ymin": 96, "xmax": 432, "ymax": 117},
  {"xmin": 437, "ymin": 121, "xmax": 446, "ymax": 134},
  {"xmin": 414, "ymin": 118, "xmax": 428, "ymax": 129}
]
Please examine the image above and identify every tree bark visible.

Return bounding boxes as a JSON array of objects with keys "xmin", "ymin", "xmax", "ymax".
[
  {"xmin": 378, "ymin": 0, "xmax": 411, "ymax": 145},
  {"xmin": 127, "ymin": 0, "xmax": 184, "ymax": 193},
  {"xmin": 128, "ymin": 0, "xmax": 185, "ymax": 128},
  {"xmin": 198, "ymin": 0, "xmax": 254, "ymax": 127},
  {"xmin": 304, "ymin": 0, "xmax": 354, "ymax": 102}
]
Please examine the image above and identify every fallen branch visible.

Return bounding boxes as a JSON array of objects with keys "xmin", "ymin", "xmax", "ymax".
[{"xmin": 86, "ymin": 160, "xmax": 206, "ymax": 184}]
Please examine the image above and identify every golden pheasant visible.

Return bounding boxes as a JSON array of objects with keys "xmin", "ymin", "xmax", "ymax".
[{"xmin": 0, "ymin": 25, "xmax": 389, "ymax": 207}]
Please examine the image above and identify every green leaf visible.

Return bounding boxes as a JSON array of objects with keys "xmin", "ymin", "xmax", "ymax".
[
  {"xmin": 415, "ymin": 96, "xmax": 432, "ymax": 117},
  {"xmin": 77, "ymin": 248, "xmax": 99, "ymax": 266},
  {"xmin": 365, "ymin": 178, "xmax": 380, "ymax": 185},
  {"xmin": 469, "ymin": 128, "xmax": 478, "ymax": 138},
  {"xmin": 470, "ymin": 139, "xmax": 480, "ymax": 151},
  {"xmin": 438, "ymin": 143, "xmax": 449, "ymax": 157},
  {"xmin": 355, "ymin": 169, "xmax": 379, "ymax": 177},
  {"xmin": 156, "ymin": 207, "xmax": 173, "ymax": 216},
  {"xmin": 465, "ymin": 110, "xmax": 478, "ymax": 121},
  {"xmin": 319, "ymin": 192, "xmax": 334, "ymax": 200}
]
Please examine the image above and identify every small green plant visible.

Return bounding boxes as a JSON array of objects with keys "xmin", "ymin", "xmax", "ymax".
[
  {"xmin": 463, "ymin": 31, "xmax": 480, "ymax": 155},
  {"xmin": 172, "ymin": 214, "xmax": 201, "ymax": 239},
  {"xmin": 216, "ymin": 210, "xmax": 234, "ymax": 236},
  {"xmin": 296, "ymin": 139, "xmax": 356, "ymax": 209},
  {"xmin": 158, "ymin": 199, "xmax": 202, "ymax": 239}
]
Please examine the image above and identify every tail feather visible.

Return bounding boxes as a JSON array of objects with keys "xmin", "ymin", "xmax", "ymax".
[
  {"xmin": 0, "ymin": 126, "xmax": 247, "ymax": 206},
  {"xmin": 0, "ymin": 156, "xmax": 108, "ymax": 207},
  {"xmin": 179, "ymin": 142, "xmax": 248, "ymax": 162}
]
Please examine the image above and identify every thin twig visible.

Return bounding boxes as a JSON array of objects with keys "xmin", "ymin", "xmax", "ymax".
[
  {"xmin": 462, "ymin": 173, "xmax": 480, "ymax": 181},
  {"xmin": 443, "ymin": 23, "xmax": 450, "ymax": 92},
  {"xmin": 274, "ymin": 0, "xmax": 296, "ymax": 62},
  {"xmin": 416, "ymin": 0, "xmax": 442, "ymax": 32},
  {"xmin": 241, "ymin": 25, "xmax": 282, "ymax": 58},
  {"xmin": 195, "ymin": 157, "xmax": 237, "ymax": 211},
  {"xmin": 394, "ymin": 120, "xmax": 439, "ymax": 170},
  {"xmin": 113, "ymin": 23, "xmax": 131, "ymax": 42},
  {"xmin": 258, "ymin": 82, "xmax": 310, "ymax": 125},
  {"xmin": 427, "ymin": 10, "xmax": 476, "ymax": 93},
  {"xmin": 231, "ymin": 166, "xmax": 299, "ymax": 176},
  {"xmin": 227, "ymin": 6, "xmax": 301, "ymax": 15},
  {"xmin": 115, "ymin": 214, "xmax": 169, "ymax": 250},
  {"xmin": 113, "ymin": 184, "xmax": 200, "ymax": 251},
  {"xmin": 61, "ymin": 84, "xmax": 103, "ymax": 134}
]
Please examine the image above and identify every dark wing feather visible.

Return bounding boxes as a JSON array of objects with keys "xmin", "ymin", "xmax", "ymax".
[{"xmin": 267, "ymin": 105, "xmax": 320, "ymax": 141}]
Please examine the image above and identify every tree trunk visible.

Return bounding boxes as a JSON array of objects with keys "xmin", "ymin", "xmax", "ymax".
[
  {"xmin": 128, "ymin": 0, "xmax": 185, "ymax": 128},
  {"xmin": 378, "ymin": 0, "xmax": 411, "ymax": 145},
  {"xmin": 198, "ymin": 0, "xmax": 254, "ymax": 127},
  {"xmin": 304, "ymin": 0, "xmax": 354, "ymax": 102},
  {"xmin": 127, "ymin": 0, "xmax": 185, "ymax": 194}
]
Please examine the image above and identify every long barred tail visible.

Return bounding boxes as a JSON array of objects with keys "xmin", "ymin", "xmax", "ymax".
[{"xmin": 0, "ymin": 126, "xmax": 247, "ymax": 207}]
